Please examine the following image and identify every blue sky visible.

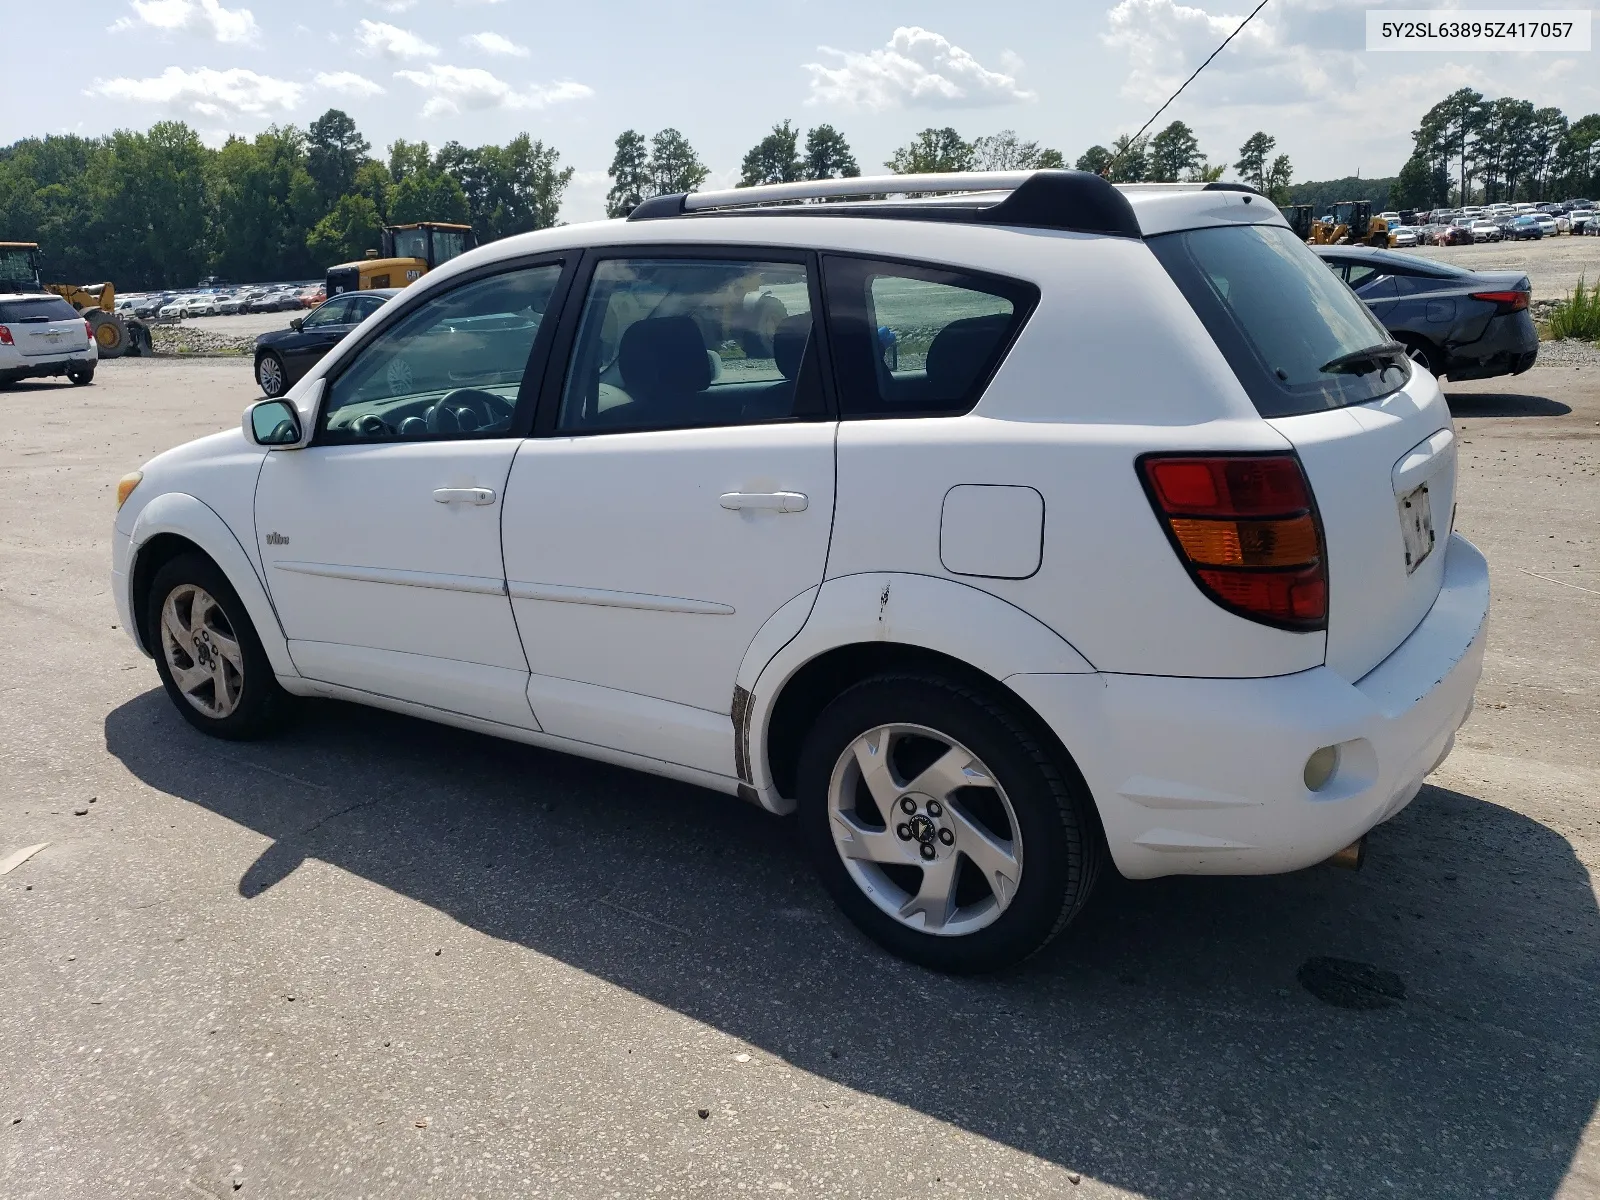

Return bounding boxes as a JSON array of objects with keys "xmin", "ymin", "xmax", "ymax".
[{"xmin": 6, "ymin": 0, "xmax": 1597, "ymax": 220}]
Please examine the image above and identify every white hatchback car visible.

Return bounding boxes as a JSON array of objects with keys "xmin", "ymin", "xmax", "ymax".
[
  {"xmin": 0, "ymin": 292, "xmax": 98, "ymax": 387},
  {"xmin": 112, "ymin": 173, "xmax": 1489, "ymax": 972}
]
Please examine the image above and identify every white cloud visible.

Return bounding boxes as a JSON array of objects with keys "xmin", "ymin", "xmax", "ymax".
[
  {"xmin": 804, "ymin": 27, "xmax": 1034, "ymax": 110},
  {"xmin": 366, "ymin": 0, "xmax": 416, "ymax": 11},
  {"xmin": 463, "ymin": 31, "xmax": 529, "ymax": 57},
  {"xmin": 356, "ymin": 19, "xmax": 438, "ymax": 59},
  {"xmin": 315, "ymin": 71, "xmax": 387, "ymax": 98},
  {"xmin": 110, "ymin": 0, "xmax": 258, "ymax": 45},
  {"xmin": 394, "ymin": 64, "xmax": 593, "ymax": 117},
  {"xmin": 86, "ymin": 66, "xmax": 301, "ymax": 120}
]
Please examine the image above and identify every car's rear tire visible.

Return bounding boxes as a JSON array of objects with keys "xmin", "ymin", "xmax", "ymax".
[
  {"xmin": 1399, "ymin": 336, "xmax": 1440, "ymax": 377},
  {"xmin": 797, "ymin": 673, "xmax": 1103, "ymax": 973},
  {"xmin": 146, "ymin": 552, "xmax": 287, "ymax": 740},
  {"xmin": 67, "ymin": 365, "xmax": 95, "ymax": 386},
  {"xmin": 256, "ymin": 351, "xmax": 287, "ymax": 398}
]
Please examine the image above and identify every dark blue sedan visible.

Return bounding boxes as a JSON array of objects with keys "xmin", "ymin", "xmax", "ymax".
[{"xmin": 1315, "ymin": 247, "xmax": 1537, "ymax": 380}]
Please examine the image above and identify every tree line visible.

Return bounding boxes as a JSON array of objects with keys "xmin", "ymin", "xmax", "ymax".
[
  {"xmin": 0, "ymin": 109, "xmax": 573, "ymax": 289},
  {"xmin": 1397, "ymin": 89, "xmax": 1600, "ymax": 208}
]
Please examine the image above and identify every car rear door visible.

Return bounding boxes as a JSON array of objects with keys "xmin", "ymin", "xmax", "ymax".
[{"xmin": 499, "ymin": 249, "xmax": 836, "ymax": 778}]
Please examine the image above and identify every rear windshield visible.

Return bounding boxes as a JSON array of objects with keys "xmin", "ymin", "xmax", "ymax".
[
  {"xmin": 0, "ymin": 297, "xmax": 80, "ymax": 323},
  {"xmin": 1149, "ymin": 223, "xmax": 1410, "ymax": 418}
]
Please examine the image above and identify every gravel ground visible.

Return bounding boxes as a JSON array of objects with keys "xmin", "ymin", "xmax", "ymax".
[{"xmin": 0, "ymin": 355, "xmax": 1597, "ymax": 1198}]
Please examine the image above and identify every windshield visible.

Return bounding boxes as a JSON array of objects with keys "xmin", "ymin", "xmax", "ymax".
[
  {"xmin": 1149, "ymin": 223, "xmax": 1409, "ymax": 418},
  {"xmin": 432, "ymin": 229, "xmax": 467, "ymax": 264},
  {"xmin": 392, "ymin": 229, "xmax": 429, "ymax": 260},
  {"xmin": 0, "ymin": 248, "xmax": 39, "ymax": 289}
]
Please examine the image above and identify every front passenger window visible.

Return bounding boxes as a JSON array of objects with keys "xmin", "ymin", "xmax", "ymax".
[{"xmin": 320, "ymin": 263, "xmax": 562, "ymax": 444}]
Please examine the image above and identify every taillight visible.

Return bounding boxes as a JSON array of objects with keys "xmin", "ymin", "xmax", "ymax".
[
  {"xmin": 1469, "ymin": 290, "xmax": 1529, "ymax": 314},
  {"xmin": 1139, "ymin": 453, "xmax": 1327, "ymax": 630},
  {"xmin": 85, "ymin": 319, "xmax": 94, "ymax": 343},
  {"xmin": 0, "ymin": 325, "xmax": 12, "ymax": 345}
]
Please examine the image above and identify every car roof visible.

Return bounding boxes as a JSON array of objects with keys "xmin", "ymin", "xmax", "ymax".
[{"xmin": 1311, "ymin": 245, "xmax": 1467, "ymax": 276}]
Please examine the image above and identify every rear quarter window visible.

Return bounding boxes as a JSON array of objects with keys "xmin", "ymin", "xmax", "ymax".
[
  {"xmin": 1149, "ymin": 224, "xmax": 1410, "ymax": 418},
  {"xmin": 821, "ymin": 256, "xmax": 1038, "ymax": 418},
  {"xmin": 0, "ymin": 297, "xmax": 81, "ymax": 323}
]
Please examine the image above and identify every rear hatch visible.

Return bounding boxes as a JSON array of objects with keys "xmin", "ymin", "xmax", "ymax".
[
  {"xmin": 1149, "ymin": 221, "xmax": 1452, "ymax": 681},
  {"xmin": 0, "ymin": 295, "xmax": 88, "ymax": 359}
]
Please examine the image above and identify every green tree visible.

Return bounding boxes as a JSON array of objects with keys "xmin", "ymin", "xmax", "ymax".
[
  {"xmin": 1074, "ymin": 145, "xmax": 1113, "ymax": 175},
  {"xmin": 1416, "ymin": 88, "xmax": 1486, "ymax": 204},
  {"xmin": 209, "ymin": 125, "xmax": 321, "ymax": 283},
  {"xmin": 1106, "ymin": 133, "xmax": 1148, "ymax": 182},
  {"xmin": 802, "ymin": 125, "xmax": 859, "ymax": 179},
  {"xmin": 970, "ymin": 130, "xmax": 1063, "ymax": 171},
  {"xmin": 648, "ymin": 128, "xmax": 709, "ymax": 195},
  {"xmin": 605, "ymin": 129, "xmax": 650, "ymax": 217},
  {"xmin": 436, "ymin": 135, "xmax": 572, "ymax": 239},
  {"xmin": 1187, "ymin": 159, "xmax": 1226, "ymax": 182},
  {"xmin": 1146, "ymin": 121, "xmax": 1201, "ymax": 182},
  {"xmin": 352, "ymin": 159, "xmax": 391, "ymax": 221},
  {"xmin": 1234, "ymin": 132, "xmax": 1276, "ymax": 191},
  {"xmin": 306, "ymin": 193, "xmax": 383, "ymax": 266},
  {"xmin": 886, "ymin": 128, "xmax": 973, "ymax": 174},
  {"xmin": 1394, "ymin": 151, "xmax": 1446, "ymax": 209},
  {"xmin": 739, "ymin": 120, "xmax": 803, "ymax": 187},
  {"xmin": 306, "ymin": 109, "xmax": 369, "ymax": 209},
  {"xmin": 388, "ymin": 167, "xmax": 470, "ymax": 225},
  {"xmin": 1263, "ymin": 154, "xmax": 1294, "ymax": 205},
  {"xmin": 387, "ymin": 138, "xmax": 432, "ymax": 184}
]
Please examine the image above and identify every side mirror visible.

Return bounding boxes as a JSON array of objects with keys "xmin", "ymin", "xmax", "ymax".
[
  {"xmin": 289, "ymin": 317, "xmax": 304, "ymax": 332},
  {"xmin": 244, "ymin": 398, "xmax": 304, "ymax": 448}
]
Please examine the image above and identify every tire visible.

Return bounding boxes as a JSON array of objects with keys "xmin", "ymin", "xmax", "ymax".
[
  {"xmin": 67, "ymin": 365, "xmax": 95, "ymax": 386},
  {"xmin": 146, "ymin": 552, "xmax": 287, "ymax": 740},
  {"xmin": 797, "ymin": 673, "xmax": 1103, "ymax": 973},
  {"xmin": 1400, "ymin": 336, "xmax": 1440, "ymax": 377},
  {"xmin": 256, "ymin": 351, "xmax": 288, "ymax": 398}
]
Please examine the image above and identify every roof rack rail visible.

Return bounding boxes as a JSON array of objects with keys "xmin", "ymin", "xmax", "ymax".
[{"xmin": 627, "ymin": 170, "xmax": 1142, "ymax": 239}]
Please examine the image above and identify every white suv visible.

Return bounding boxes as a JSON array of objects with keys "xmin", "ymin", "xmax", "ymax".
[
  {"xmin": 112, "ymin": 173, "xmax": 1488, "ymax": 972},
  {"xmin": 0, "ymin": 292, "xmax": 98, "ymax": 387}
]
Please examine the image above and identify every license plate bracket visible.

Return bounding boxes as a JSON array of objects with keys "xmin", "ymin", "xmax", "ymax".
[{"xmin": 1398, "ymin": 482, "xmax": 1435, "ymax": 574}]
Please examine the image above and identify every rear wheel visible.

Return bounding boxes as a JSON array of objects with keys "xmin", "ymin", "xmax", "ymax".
[
  {"xmin": 798, "ymin": 674, "xmax": 1102, "ymax": 973},
  {"xmin": 256, "ymin": 351, "xmax": 287, "ymax": 398},
  {"xmin": 1400, "ymin": 336, "xmax": 1440, "ymax": 377},
  {"xmin": 67, "ymin": 365, "xmax": 95, "ymax": 386},
  {"xmin": 147, "ymin": 553, "xmax": 287, "ymax": 740}
]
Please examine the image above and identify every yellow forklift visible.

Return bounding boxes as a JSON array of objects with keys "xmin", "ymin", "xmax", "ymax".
[{"xmin": 324, "ymin": 222, "xmax": 474, "ymax": 296}]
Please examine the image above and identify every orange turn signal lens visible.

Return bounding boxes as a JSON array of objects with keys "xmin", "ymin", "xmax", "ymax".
[
  {"xmin": 116, "ymin": 471, "xmax": 143, "ymax": 511},
  {"xmin": 1168, "ymin": 515, "xmax": 1320, "ymax": 568}
]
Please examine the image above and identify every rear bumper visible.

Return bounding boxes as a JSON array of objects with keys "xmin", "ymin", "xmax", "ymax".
[
  {"xmin": 0, "ymin": 347, "xmax": 96, "ymax": 379},
  {"xmin": 1008, "ymin": 533, "xmax": 1489, "ymax": 879},
  {"xmin": 1446, "ymin": 312, "xmax": 1538, "ymax": 380}
]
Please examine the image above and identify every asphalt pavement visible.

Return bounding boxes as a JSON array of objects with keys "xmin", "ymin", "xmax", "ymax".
[{"xmin": 1, "ymin": 355, "xmax": 1597, "ymax": 1198}]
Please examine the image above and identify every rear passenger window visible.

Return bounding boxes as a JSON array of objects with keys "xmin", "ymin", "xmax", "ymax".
[
  {"xmin": 557, "ymin": 256, "xmax": 821, "ymax": 434},
  {"xmin": 822, "ymin": 257, "xmax": 1036, "ymax": 418}
]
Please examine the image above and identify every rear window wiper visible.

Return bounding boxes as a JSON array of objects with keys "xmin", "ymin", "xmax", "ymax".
[{"xmin": 1318, "ymin": 341, "xmax": 1408, "ymax": 376}]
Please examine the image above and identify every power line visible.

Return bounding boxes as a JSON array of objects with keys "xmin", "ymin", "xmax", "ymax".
[{"xmin": 1107, "ymin": 0, "xmax": 1274, "ymax": 175}]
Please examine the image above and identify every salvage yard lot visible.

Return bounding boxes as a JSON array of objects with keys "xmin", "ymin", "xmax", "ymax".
[
  {"xmin": 1408, "ymin": 231, "xmax": 1600, "ymax": 301},
  {"xmin": 1, "ymin": 354, "xmax": 1598, "ymax": 1198}
]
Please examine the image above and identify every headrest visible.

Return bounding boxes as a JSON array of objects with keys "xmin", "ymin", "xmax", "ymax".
[
  {"xmin": 619, "ymin": 316, "xmax": 711, "ymax": 399},
  {"xmin": 925, "ymin": 314, "xmax": 1012, "ymax": 399},
  {"xmin": 772, "ymin": 314, "xmax": 811, "ymax": 381}
]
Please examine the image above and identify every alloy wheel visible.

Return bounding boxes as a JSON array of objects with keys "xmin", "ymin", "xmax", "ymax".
[
  {"xmin": 256, "ymin": 355, "xmax": 284, "ymax": 397},
  {"xmin": 160, "ymin": 584, "xmax": 245, "ymax": 718},
  {"xmin": 827, "ymin": 723, "xmax": 1023, "ymax": 937}
]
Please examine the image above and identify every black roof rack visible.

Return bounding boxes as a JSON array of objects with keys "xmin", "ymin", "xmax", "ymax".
[{"xmin": 627, "ymin": 170, "xmax": 1142, "ymax": 239}]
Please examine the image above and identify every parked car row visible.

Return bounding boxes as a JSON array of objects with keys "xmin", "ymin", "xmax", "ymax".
[
  {"xmin": 117, "ymin": 282, "xmax": 328, "ymax": 321},
  {"xmin": 1395, "ymin": 199, "xmax": 1596, "ymax": 245}
]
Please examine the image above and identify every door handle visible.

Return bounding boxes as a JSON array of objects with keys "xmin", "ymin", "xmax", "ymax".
[
  {"xmin": 719, "ymin": 491, "xmax": 808, "ymax": 514},
  {"xmin": 432, "ymin": 487, "xmax": 497, "ymax": 506}
]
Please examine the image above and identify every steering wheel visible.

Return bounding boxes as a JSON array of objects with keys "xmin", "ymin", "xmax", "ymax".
[{"xmin": 424, "ymin": 388, "xmax": 515, "ymax": 434}]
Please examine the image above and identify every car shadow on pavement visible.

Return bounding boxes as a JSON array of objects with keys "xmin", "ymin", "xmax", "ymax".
[
  {"xmin": 105, "ymin": 691, "xmax": 1600, "ymax": 1198},
  {"xmin": 1446, "ymin": 390, "xmax": 1572, "ymax": 418}
]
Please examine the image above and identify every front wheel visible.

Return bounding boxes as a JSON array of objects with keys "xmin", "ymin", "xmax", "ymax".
[
  {"xmin": 256, "ymin": 351, "xmax": 287, "ymax": 398},
  {"xmin": 147, "ymin": 553, "xmax": 287, "ymax": 740},
  {"xmin": 798, "ymin": 674, "xmax": 1103, "ymax": 973}
]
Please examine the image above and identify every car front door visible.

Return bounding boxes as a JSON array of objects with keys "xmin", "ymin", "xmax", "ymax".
[
  {"xmin": 255, "ymin": 258, "xmax": 572, "ymax": 728},
  {"xmin": 500, "ymin": 250, "xmax": 837, "ymax": 778},
  {"xmin": 281, "ymin": 295, "xmax": 354, "ymax": 376}
]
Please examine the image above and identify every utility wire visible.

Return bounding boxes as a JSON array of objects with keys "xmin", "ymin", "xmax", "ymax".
[{"xmin": 1107, "ymin": 0, "xmax": 1274, "ymax": 176}]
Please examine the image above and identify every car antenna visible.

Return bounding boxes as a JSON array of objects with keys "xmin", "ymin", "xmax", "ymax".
[{"xmin": 1103, "ymin": 0, "xmax": 1274, "ymax": 180}]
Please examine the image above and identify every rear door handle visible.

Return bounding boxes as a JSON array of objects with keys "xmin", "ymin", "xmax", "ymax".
[
  {"xmin": 433, "ymin": 487, "xmax": 497, "ymax": 506},
  {"xmin": 719, "ymin": 491, "xmax": 808, "ymax": 514}
]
